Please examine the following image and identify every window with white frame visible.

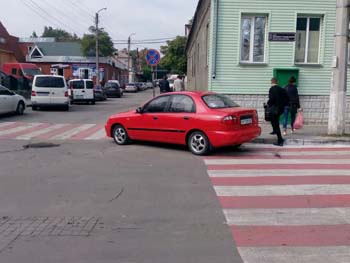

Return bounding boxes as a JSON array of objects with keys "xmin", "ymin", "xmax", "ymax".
[
  {"xmin": 240, "ymin": 15, "xmax": 267, "ymax": 63},
  {"xmin": 295, "ymin": 16, "xmax": 321, "ymax": 64}
]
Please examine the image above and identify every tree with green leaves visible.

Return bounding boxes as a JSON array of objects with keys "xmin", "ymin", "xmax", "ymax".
[
  {"xmin": 30, "ymin": 31, "xmax": 38, "ymax": 38},
  {"xmin": 160, "ymin": 36, "xmax": 187, "ymax": 74},
  {"xmin": 81, "ymin": 26, "xmax": 115, "ymax": 57},
  {"xmin": 41, "ymin": 26, "xmax": 80, "ymax": 42}
]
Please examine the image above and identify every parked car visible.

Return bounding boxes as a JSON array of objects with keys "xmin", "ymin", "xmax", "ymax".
[
  {"xmin": 94, "ymin": 85, "xmax": 107, "ymax": 101},
  {"xmin": 0, "ymin": 85, "xmax": 26, "ymax": 115},
  {"xmin": 68, "ymin": 79, "xmax": 95, "ymax": 104},
  {"xmin": 104, "ymin": 80, "xmax": 123, "ymax": 98},
  {"xmin": 31, "ymin": 75, "xmax": 70, "ymax": 111},
  {"xmin": 138, "ymin": 82, "xmax": 147, "ymax": 91},
  {"xmin": 125, "ymin": 83, "xmax": 138, "ymax": 93},
  {"xmin": 146, "ymin": 82, "xmax": 154, "ymax": 89},
  {"xmin": 105, "ymin": 92, "xmax": 261, "ymax": 155}
]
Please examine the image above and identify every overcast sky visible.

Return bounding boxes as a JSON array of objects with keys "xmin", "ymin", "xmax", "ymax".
[{"xmin": 1, "ymin": 0, "xmax": 198, "ymax": 50}]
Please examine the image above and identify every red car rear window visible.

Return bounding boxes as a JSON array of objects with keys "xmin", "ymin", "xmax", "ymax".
[{"xmin": 202, "ymin": 94, "xmax": 240, "ymax": 109}]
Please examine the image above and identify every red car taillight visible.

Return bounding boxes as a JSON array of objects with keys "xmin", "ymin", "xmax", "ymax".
[
  {"xmin": 65, "ymin": 91, "xmax": 69, "ymax": 97},
  {"xmin": 254, "ymin": 111, "xmax": 259, "ymax": 124},
  {"xmin": 222, "ymin": 115, "xmax": 238, "ymax": 125},
  {"xmin": 31, "ymin": 90, "xmax": 36, "ymax": 97}
]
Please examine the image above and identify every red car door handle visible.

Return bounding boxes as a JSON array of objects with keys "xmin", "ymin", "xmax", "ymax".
[
  {"xmin": 153, "ymin": 116, "xmax": 158, "ymax": 120},
  {"xmin": 184, "ymin": 116, "xmax": 190, "ymax": 120}
]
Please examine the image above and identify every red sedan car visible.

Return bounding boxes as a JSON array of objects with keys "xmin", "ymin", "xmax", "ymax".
[{"xmin": 105, "ymin": 92, "xmax": 261, "ymax": 155}]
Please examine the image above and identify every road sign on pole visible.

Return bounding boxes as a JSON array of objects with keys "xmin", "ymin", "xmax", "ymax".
[{"xmin": 146, "ymin": 49, "xmax": 161, "ymax": 67}]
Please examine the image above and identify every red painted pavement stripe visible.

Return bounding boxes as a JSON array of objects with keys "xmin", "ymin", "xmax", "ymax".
[
  {"xmin": 0, "ymin": 123, "xmax": 52, "ymax": 139},
  {"xmin": 219, "ymin": 195, "xmax": 350, "ymax": 209},
  {"xmin": 208, "ymin": 164, "xmax": 350, "ymax": 170},
  {"xmin": 33, "ymin": 124, "xmax": 81, "ymax": 140},
  {"xmin": 70, "ymin": 124, "xmax": 104, "ymax": 140},
  {"xmin": 211, "ymin": 176, "xmax": 350, "ymax": 186},
  {"xmin": 205, "ymin": 155, "xmax": 350, "ymax": 160},
  {"xmin": 0, "ymin": 122, "xmax": 24, "ymax": 131},
  {"xmin": 231, "ymin": 224, "xmax": 350, "ymax": 247}
]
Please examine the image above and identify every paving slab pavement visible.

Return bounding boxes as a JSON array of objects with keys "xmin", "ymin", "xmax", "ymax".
[{"xmin": 255, "ymin": 123, "xmax": 350, "ymax": 146}]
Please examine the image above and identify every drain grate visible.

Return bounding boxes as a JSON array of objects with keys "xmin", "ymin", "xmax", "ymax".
[{"xmin": 0, "ymin": 217, "xmax": 99, "ymax": 253}]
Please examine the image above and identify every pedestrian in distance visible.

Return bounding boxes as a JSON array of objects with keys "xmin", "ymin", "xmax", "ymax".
[
  {"xmin": 267, "ymin": 77, "xmax": 289, "ymax": 147},
  {"xmin": 174, "ymin": 75, "xmax": 185, "ymax": 92},
  {"xmin": 159, "ymin": 76, "xmax": 170, "ymax": 93},
  {"xmin": 283, "ymin": 76, "xmax": 302, "ymax": 136}
]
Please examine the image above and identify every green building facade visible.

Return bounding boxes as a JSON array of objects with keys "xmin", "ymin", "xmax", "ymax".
[{"xmin": 187, "ymin": 0, "xmax": 350, "ymax": 124}]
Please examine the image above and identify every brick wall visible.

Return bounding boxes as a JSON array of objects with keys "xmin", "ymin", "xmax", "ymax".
[{"xmin": 227, "ymin": 94, "xmax": 350, "ymax": 125}]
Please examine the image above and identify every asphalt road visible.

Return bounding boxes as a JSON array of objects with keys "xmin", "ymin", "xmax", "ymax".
[{"xmin": 0, "ymin": 89, "xmax": 243, "ymax": 263}]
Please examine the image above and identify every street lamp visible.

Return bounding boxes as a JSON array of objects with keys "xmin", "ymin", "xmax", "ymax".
[
  {"xmin": 127, "ymin": 33, "xmax": 136, "ymax": 83},
  {"xmin": 95, "ymin": 7, "xmax": 107, "ymax": 86}
]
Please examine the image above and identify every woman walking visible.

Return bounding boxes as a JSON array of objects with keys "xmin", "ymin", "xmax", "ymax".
[{"xmin": 283, "ymin": 76, "xmax": 301, "ymax": 135}]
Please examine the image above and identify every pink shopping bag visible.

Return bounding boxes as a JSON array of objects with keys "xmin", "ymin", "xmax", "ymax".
[{"xmin": 294, "ymin": 111, "xmax": 304, "ymax": 130}]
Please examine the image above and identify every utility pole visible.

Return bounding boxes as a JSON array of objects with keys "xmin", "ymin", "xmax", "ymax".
[
  {"xmin": 328, "ymin": 0, "xmax": 350, "ymax": 135},
  {"xmin": 127, "ymin": 33, "xmax": 136, "ymax": 83},
  {"xmin": 95, "ymin": 8, "xmax": 107, "ymax": 87}
]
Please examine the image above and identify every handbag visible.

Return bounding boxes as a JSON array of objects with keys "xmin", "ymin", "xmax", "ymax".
[
  {"xmin": 264, "ymin": 103, "xmax": 271, "ymax": 121},
  {"xmin": 264, "ymin": 103, "xmax": 279, "ymax": 121},
  {"xmin": 294, "ymin": 111, "xmax": 304, "ymax": 129}
]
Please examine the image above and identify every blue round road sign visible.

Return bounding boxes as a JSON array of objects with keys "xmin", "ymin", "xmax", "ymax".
[{"xmin": 146, "ymin": 49, "xmax": 161, "ymax": 66}]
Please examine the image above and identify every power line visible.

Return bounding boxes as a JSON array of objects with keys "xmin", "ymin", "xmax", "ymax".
[
  {"xmin": 21, "ymin": 0, "xmax": 66, "ymax": 31},
  {"xmin": 39, "ymin": 0, "xmax": 89, "ymax": 33},
  {"xmin": 66, "ymin": 0, "xmax": 94, "ymax": 19},
  {"xmin": 26, "ymin": 0, "xmax": 80, "ymax": 35},
  {"xmin": 114, "ymin": 37, "xmax": 177, "ymax": 42},
  {"xmin": 114, "ymin": 40, "xmax": 172, "ymax": 45},
  {"xmin": 60, "ymin": 0, "xmax": 95, "ymax": 26}
]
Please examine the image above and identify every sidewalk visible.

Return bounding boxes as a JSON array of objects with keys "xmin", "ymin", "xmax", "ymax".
[{"xmin": 255, "ymin": 123, "xmax": 350, "ymax": 146}]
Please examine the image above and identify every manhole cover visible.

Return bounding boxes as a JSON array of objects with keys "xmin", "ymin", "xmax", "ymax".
[{"xmin": 23, "ymin": 143, "xmax": 60, "ymax": 149}]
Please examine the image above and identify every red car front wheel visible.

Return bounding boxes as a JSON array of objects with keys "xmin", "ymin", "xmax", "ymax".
[{"xmin": 112, "ymin": 125, "xmax": 130, "ymax": 145}]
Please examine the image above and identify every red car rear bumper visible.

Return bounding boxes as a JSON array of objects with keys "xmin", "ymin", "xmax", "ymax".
[{"xmin": 207, "ymin": 126, "xmax": 262, "ymax": 148}]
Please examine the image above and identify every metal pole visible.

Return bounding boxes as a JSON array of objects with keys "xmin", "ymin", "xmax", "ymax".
[
  {"xmin": 328, "ymin": 0, "xmax": 350, "ymax": 135},
  {"xmin": 95, "ymin": 8, "xmax": 107, "ymax": 87},
  {"xmin": 127, "ymin": 36, "xmax": 131, "ymax": 83},
  {"xmin": 151, "ymin": 66, "xmax": 155, "ymax": 97},
  {"xmin": 127, "ymin": 33, "xmax": 136, "ymax": 83},
  {"xmin": 95, "ymin": 12, "xmax": 99, "ymax": 86}
]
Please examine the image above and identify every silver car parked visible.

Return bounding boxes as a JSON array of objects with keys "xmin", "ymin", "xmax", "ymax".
[{"xmin": 0, "ymin": 85, "xmax": 26, "ymax": 115}]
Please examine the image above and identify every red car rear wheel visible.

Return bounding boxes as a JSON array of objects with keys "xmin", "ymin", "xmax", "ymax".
[{"xmin": 188, "ymin": 131, "xmax": 212, "ymax": 156}]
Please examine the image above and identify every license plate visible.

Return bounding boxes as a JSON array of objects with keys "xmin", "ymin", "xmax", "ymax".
[
  {"xmin": 75, "ymin": 95, "xmax": 84, "ymax": 99},
  {"xmin": 241, "ymin": 118, "xmax": 252, "ymax": 125},
  {"xmin": 37, "ymin": 92, "xmax": 49, "ymax": 96}
]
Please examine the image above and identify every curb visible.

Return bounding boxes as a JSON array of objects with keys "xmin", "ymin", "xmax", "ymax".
[{"xmin": 252, "ymin": 137, "xmax": 350, "ymax": 146}]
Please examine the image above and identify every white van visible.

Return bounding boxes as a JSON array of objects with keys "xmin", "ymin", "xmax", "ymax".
[
  {"xmin": 68, "ymin": 79, "xmax": 95, "ymax": 104},
  {"xmin": 31, "ymin": 75, "xmax": 70, "ymax": 111}
]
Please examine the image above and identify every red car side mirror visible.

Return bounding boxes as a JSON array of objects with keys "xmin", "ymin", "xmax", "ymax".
[{"xmin": 136, "ymin": 107, "xmax": 143, "ymax": 114}]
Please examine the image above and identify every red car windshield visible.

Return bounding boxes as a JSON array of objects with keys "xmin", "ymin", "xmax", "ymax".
[{"xmin": 202, "ymin": 94, "xmax": 240, "ymax": 109}]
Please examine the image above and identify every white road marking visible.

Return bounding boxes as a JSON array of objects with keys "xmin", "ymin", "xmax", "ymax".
[
  {"xmin": 238, "ymin": 247, "xmax": 350, "ymax": 263},
  {"xmin": 16, "ymin": 124, "xmax": 68, "ymax": 140},
  {"xmin": 214, "ymin": 184, "xmax": 350, "ymax": 197},
  {"xmin": 85, "ymin": 128, "xmax": 106, "ymax": 140},
  {"xmin": 0, "ymin": 123, "xmax": 43, "ymax": 136},
  {"xmin": 51, "ymin": 124, "xmax": 96, "ymax": 140},
  {"xmin": 224, "ymin": 207, "xmax": 350, "ymax": 226}
]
